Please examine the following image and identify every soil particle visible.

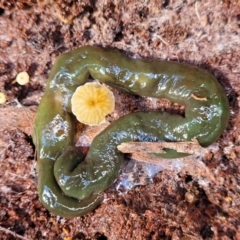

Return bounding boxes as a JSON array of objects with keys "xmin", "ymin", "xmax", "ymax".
[{"xmin": 0, "ymin": 0, "xmax": 240, "ymax": 239}]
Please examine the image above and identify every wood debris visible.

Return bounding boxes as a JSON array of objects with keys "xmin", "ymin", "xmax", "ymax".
[{"xmin": 117, "ymin": 140, "xmax": 204, "ymax": 155}]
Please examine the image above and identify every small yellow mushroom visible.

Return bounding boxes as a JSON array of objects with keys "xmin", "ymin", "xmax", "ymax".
[
  {"xmin": 16, "ymin": 71, "xmax": 29, "ymax": 85},
  {"xmin": 71, "ymin": 82, "xmax": 115, "ymax": 126},
  {"xmin": 0, "ymin": 92, "xmax": 6, "ymax": 104}
]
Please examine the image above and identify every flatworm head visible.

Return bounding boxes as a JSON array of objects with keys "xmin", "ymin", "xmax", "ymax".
[{"xmin": 71, "ymin": 82, "xmax": 115, "ymax": 126}]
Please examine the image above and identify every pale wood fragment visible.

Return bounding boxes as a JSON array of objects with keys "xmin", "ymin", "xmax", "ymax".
[
  {"xmin": 117, "ymin": 141, "xmax": 204, "ymax": 155},
  {"xmin": 130, "ymin": 152, "xmax": 167, "ymax": 164}
]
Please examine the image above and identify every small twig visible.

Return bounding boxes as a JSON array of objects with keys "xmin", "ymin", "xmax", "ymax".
[
  {"xmin": 117, "ymin": 141, "xmax": 204, "ymax": 155},
  {"xmin": 153, "ymin": 34, "xmax": 170, "ymax": 46},
  {"xmin": 130, "ymin": 152, "xmax": 169, "ymax": 164},
  {"xmin": 0, "ymin": 226, "xmax": 29, "ymax": 240},
  {"xmin": 195, "ymin": 1, "xmax": 201, "ymax": 23},
  {"xmin": 194, "ymin": 1, "xmax": 208, "ymax": 27}
]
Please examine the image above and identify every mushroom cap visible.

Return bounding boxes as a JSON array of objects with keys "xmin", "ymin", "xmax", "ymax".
[
  {"xmin": 71, "ymin": 82, "xmax": 115, "ymax": 126},
  {"xmin": 0, "ymin": 92, "xmax": 6, "ymax": 104},
  {"xmin": 16, "ymin": 71, "xmax": 29, "ymax": 85}
]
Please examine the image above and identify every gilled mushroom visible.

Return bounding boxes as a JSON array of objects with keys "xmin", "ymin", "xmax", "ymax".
[{"xmin": 71, "ymin": 82, "xmax": 115, "ymax": 126}]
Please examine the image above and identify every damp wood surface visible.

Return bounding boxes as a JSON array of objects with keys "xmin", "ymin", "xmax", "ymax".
[
  {"xmin": 117, "ymin": 141, "xmax": 204, "ymax": 155},
  {"xmin": 0, "ymin": 0, "xmax": 240, "ymax": 239}
]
